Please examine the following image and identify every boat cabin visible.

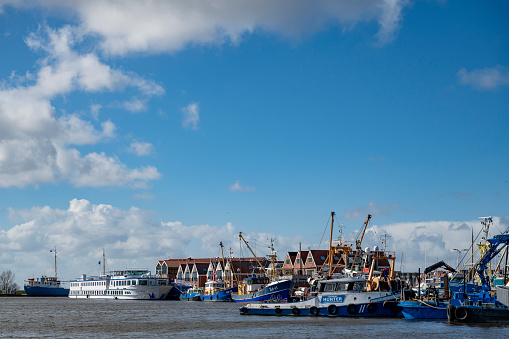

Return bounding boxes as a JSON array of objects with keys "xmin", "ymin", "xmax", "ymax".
[
  {"xmin": 315, "ymin": 278, "xmax": 366, "ymax": 293},
  {"xmin": 238, "ymin": 276, "xmax": 270, "ymax": 295},
  {"xmin": 204, "ymin": 280, "xmax": 226, "ymax": 295}
]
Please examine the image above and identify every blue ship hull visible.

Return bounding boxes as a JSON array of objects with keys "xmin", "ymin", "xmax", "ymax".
[
  {"xmin": 202, "ymin": 286, "xmax": 238, "ymax": 302},
  {"xmin": 398, "ymin": 301, "xmax": 448, "ymax": 319},
  {"xmin": 24, "ymin": 286, "xmax": 69, "ymax": 297},
  {"xmin": 232, "ymin": 280, "xmax": 294, "ymax": 303}
]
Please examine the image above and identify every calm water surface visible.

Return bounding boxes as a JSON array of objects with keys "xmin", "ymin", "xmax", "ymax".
[{"xmin": 1, "ymin": 297, "xmax": 508, "ymax": 338}]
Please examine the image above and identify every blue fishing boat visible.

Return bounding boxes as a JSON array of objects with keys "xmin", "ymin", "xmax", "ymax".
[
  {"xmin": 232, "ymin": 276, "xmax": 294, "ymax": 303},
  {"xmin": 398, "ymin": 300, "xmax": 448, "ymax": 319},
  {"xmin": 231, "ymin": 233, "xmax": 295, "ymax": 303},
  {"xmin": 24, "ymin": 247, "xmax": 69, "ymax": 297},
  {"xmin": 202, "ymin": 280, "xmax": 238, "ymax": 301},
  {"xmin": 182, "ymin": 287, "xmax": 204, "ymax": 301}
]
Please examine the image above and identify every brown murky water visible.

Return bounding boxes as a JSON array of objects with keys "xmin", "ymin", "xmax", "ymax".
[{"xmin": 0, "ymin": 297, "xmax": 507, "ymax": 338}]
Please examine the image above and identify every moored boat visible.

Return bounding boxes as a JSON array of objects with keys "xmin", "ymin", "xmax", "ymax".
[
  {"xmin": 24, "ymin": 247, "xmax": 69, "ymax": 297},
  {"xmin": 448, "ymin": 229, "xmax": 509, "ymax": 324},
  {"xmin": 182, "ymin": 287, "xmax": 205, "ymax": 301},
  {"xmin": 239, "ymin": 253, "xmax": 401, "ymax": 316},
  {"xmin": 69, "ymin": 269, "xmax": 179, "ymax": 300},
  {"xmin": 231, "ymin": 233, "xmax": 295, "ymax": 303},
  {"xmin": 202, "ymin": 280, "xmax": 237, "ymax": 301},
  {"xmin": 398, "ymin": 300, "xmax": 448, "ymax": 319}
]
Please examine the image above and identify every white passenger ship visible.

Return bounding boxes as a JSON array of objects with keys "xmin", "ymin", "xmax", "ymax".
[{"xmin": 69, "ymin": 269, "xmax": 174, "ymax": 300}]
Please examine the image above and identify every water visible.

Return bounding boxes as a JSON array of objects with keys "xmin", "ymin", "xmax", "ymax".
[{"xmin": 1, "ymin": 297, "xmax": 508, "ymax": 338}]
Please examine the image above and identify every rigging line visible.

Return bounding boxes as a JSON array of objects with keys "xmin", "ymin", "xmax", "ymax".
[{"xmin": 318, "ymin": 213, "xmax": 332, "ymax": 249}]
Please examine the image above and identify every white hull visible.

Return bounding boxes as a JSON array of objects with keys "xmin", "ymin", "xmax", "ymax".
[{"xmin": 69, "ymin": 285, "xmax": 173, "ymax": 300}]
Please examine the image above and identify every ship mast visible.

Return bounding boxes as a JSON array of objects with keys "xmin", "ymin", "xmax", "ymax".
[
  {"xmin": 102, "ymin": 248, "xmax": 106, "ymax": 276},
  {"xmin": 219, "ymin": 242, "xmax": 226, "ymax": 281},
  {"xmin": 239, "ymin": 232, "xmax": 269, "ymax": 278},
  {"xmin": 350, "ymin": 214, "xmax": 372, "ymax": 269},
  {"xmin": 54, "ymin": 246, "xmax": 57, "ymax": 279}
]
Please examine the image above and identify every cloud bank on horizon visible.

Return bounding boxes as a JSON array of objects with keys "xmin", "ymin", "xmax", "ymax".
[{"xmin": 2, "ymin": 199, "xmax": 508, "ymax": 286}]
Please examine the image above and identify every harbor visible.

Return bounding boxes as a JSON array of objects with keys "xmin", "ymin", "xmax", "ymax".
[{"xmin": 2, "ymin": 213, "xmax": 508, "ymax": 333}]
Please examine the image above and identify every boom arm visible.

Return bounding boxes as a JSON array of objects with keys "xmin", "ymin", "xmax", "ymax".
[{"xmin": 476, "ymin": 233, "xmax": 509, "ymax": 291}]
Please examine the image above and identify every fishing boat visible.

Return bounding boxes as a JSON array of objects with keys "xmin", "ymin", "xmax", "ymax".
[
  {"xmin": 24, "ymin": 247, "xmax": 69, "ymax": 297},
  {"xmin": 231, "ymin": 233, "xmax": 294, "ymax": 303},
  {"xmin": 448, "ymin": 230, "xmax": 509, "ymax": 324},
  {"xmin": 398, "ymin": 261, "xmax": 455, "ymax": 320},
  {"xmin": 240, "ymin": 213, "xmax": 403, "ymax": 316},
  {"xmin": 201, "ymin": 242, "xmax": 238, "ymax": 301},
  {"xmin": 398, "ymin": 300, "xmax": 448, "ymax": 319},
  {"xmin": 182, "ymin": 287, "xmax": 205, "ymax": 301},
  {"xmin": 202, "ymin": 279, "xmax": 238, "ymax": 302},
  {"xmin": 69, "ymin": 251, "xmax": 179, "ymax": 300}
]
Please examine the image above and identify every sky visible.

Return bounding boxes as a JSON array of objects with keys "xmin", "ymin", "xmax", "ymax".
[{"xmin": 0, "ymin": 0, "xmax": 508, "ymax": 287}]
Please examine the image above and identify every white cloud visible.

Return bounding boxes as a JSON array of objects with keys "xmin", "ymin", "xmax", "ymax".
[
  {"xmin": 229, "ymin": 180, "xmax": 255, "ymax": 192},
  {"xmin": 457, "ymin": 66, "xmax": 509, "ymax": 90},
  {"xmin": 181, "ymin": 102, "xmax": 200, "ymax": 130},
  {"xmin": 2, "ymin": 199, "xmax": 507, "ymax": 287},
  {"xmin": 0, "ymin": 25, "xmax": 162, "ymax": 188},
  {"xmin": 1, "ymin": 0, "xmax": 409, "ymax": 55},
  {"xmin": 128, "ymin": 141, "xmax": 153, "ymax": 156},
  {"xmin": 1, "ymin": 199, "xmax": 239, "ymax": 286}
]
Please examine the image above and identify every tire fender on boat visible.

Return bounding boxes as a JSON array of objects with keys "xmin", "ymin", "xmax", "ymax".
[
  {"xmin": 292, "ymin": 307, "xmax": 300, "ymax": 315},
  {"xmin": 447, "ymin": 305, "xmax": 456, "ymax": 321},
  {"xmin": 455, "ymin": 306, "xmax": 469, "ymax": 321},
  {"xmin": 275, "ymin": 307, "xmax": 282, "ymax": 315},
  {"xmin": 367, "ymin": 303, "xmax": 377, "ymax": 313},
  {"xmin": 346, "ymin": 304, "xmax": 357, "ymax": 315},
  {"xmin": 309, "ymin": 306, "xmax": 319, "ymax": 316},
  {"xmin": 327, "ymin": 304, "xmax": 338, "ymax": 315}
]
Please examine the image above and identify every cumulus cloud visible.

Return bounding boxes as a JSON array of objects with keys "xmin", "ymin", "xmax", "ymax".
[
  {"xmin": 360, "ymin": 217, "xmax": 509, "ymax": 272},
  {"xmin": 0, "ymin": 25, "xmax": 162, "ymax": 188},
  {"xmin": 457, "ymin": 66, "xmax": 509, "ymax": 90},
  {"xmin": 181, "ymin": 102, "xmax": 200, "ymax": 130},
  {"xmin": 128, "ymin": 141, "xmax": 154, "ymax": 156},
  {"xmin": 229, "ymin": 180, "xmax": 255, "ymax": 192},
  {"xmin": 1, "ymin": 0, "xmax": 409, "ymax": 55},
  {"xmin": 1, "ymin": 199, "xmax": 239, "ymax": 286}
]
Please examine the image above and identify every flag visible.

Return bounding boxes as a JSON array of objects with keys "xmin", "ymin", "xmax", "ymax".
[
  {"xmin": 50, "ymin": 249, "xmax": 53, "ymax": 252},
  {"xmin": 98, "ymin": 261, "xmax": 101, "ymax": 265}
]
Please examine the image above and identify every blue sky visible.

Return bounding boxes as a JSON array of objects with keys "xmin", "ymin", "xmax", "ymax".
[{"xmin": 0, "ymin": 1, "xmax": 508, "ymax": 286}]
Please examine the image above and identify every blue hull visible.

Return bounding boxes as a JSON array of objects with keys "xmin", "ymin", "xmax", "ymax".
[
  {"xmin": 24, "ymin": 286, "xmax": 69, "ymax": 297},
  {"xmin": 398, "ymin": 301, "xmax": 448, "ymax": 319},
  {"xmin": 240, "ymin": 300, "xmax": 402, "ymax": 317},
  {"xmin": 202, "ymin": 286, "xmax": 238, "ymax": 302},
  {"xmin": 232, "ymin": 280, "xmax": 294, "ymax": 303}
]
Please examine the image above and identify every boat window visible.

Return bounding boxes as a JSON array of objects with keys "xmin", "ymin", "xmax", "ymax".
[
  {"xmin": 350, "ymin": 282, "xmax": 365, "ymax": 291},
  {"xmin": 320, "ymin": 256, "xmax": 326, "ymax": 261},
  {"xmin": 139, "ymin": 280, "xmax": 148, "ymax": 286},
  {"xmin": 324, "ymin": 283, "xmax": 337, "ymax": 292}
]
